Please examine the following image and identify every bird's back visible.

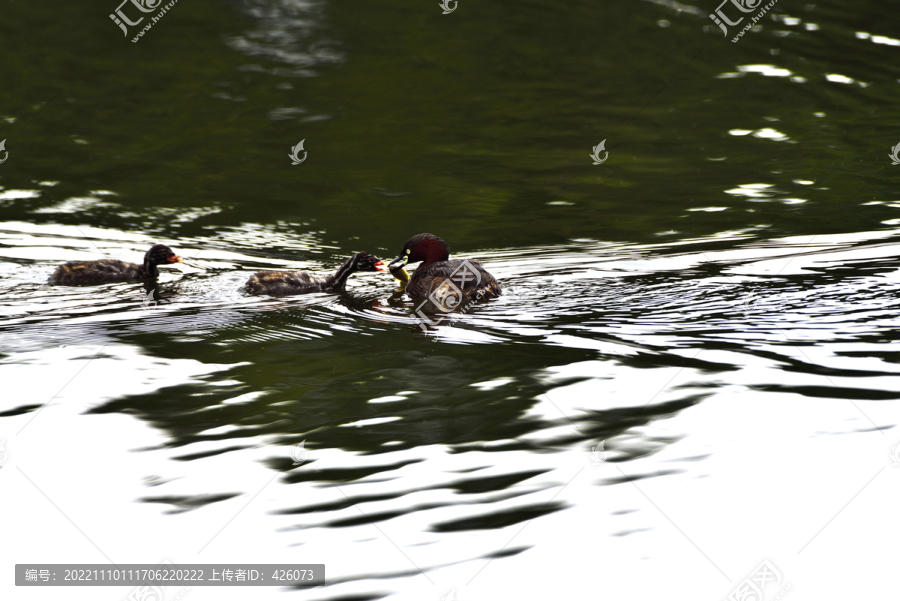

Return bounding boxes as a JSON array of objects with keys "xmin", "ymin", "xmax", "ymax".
[
  {"xmin": 245, "ymin": 271, "xmax": 331, "ymax": 295},
  {"xmin": 407, "ymin": 259, "xmax": 501, "ymax": 302},
  {"xmin": 50, "ymin": 259, "xmax": 145, "ymax": 284}
]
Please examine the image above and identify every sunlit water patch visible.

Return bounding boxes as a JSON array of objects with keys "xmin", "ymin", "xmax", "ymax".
[{"xmin": 3, "ymin": 220, "xmax": 900, "ymax": 599}]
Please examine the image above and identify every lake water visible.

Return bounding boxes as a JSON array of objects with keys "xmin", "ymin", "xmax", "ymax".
[{"xmin": 2, "ymin": 0, "xmax": 900, "ymax": 599}]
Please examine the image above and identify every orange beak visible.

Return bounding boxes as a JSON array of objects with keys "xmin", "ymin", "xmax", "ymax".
[
  {"xmin": 374, "ymin": 260, "xmax": 387, "ymax": 272},
  {"xmin": 167, "ymin": 254, "xmax": 184, "ymax": 264}
]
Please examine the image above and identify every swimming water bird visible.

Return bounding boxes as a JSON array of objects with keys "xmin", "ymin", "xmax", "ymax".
[
  {"xmin": 50, "ymin": 244, "xmax": 183, "ymax": 284},
  {"xmin": 245, "ymin": 252, "xmax": 387, "ymax": 296},
  {"xmin": 387, "ymin": 233, "xmax": 501, "ymax": 301}
]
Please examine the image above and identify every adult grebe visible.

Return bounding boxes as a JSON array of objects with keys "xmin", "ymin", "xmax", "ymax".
[{"xmin": 387, "ymin": 233, "xmax": 500, "ymax": 300}]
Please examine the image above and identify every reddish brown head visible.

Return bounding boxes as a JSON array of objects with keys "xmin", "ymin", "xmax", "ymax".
[{"xmin": 388, "ymin": 233, "xmax": 450, "ymax": 269}]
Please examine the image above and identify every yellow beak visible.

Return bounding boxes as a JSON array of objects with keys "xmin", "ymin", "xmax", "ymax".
[{"xmin": 390, "ymin": 266, "xmax": 409, "ymax": 283}]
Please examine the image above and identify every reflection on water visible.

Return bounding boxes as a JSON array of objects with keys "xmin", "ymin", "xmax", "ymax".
[
  {"xmin": 227, "ymin": 0, "xmax": 344, "ymax": 79},
  {"xmin": 3, "ymin": 219, "xmax": 900, "ymax": 599},
  {"xmin": 3, "ymin": 0, "xmax": 900, "ymax": 599}
]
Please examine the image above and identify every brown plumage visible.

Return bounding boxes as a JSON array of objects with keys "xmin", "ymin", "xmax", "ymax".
[
  {"xmin": 245, "ymin": 252, "xmax": 387, "ymax": 296},
  {"xmin": 50, "ymin": 244, "xmax": 183, "ymax": 285},
  {"xmin": 387, "ymin": 233, "xmax": 501, "ymax": 303}
]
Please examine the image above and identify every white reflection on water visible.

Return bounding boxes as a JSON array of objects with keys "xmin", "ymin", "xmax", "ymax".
[{"xmin": 2, "ymin": 224, "xmax": 900, "ymax": 600}]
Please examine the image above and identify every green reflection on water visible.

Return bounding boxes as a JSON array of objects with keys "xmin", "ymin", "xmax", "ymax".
[{"xmin": 1, "ymin": 0, "xmax": 897, "ymax": 254}]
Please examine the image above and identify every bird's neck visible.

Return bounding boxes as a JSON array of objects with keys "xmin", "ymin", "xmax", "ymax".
[
  {"xmin": 420, "ymin": 243, "xmax": 449, "ymax": 266},
  {"xmin": 143, "ymin": 259, "xmax": 159, "ymax": 278},
  {"xmin": 325, "ymin": 256, "xmax": 358, "ymax": 290}
]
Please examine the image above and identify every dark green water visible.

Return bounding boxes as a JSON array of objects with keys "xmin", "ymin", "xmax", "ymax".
[{"xmin": 2, "ymin": 1, "xmax": 900, "ymax": 599}]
